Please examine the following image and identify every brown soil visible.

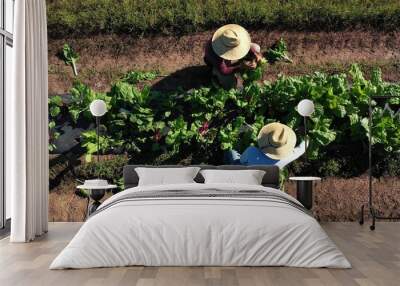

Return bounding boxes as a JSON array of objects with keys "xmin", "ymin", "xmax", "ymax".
[
  {"xmin": 49, "ymin": 176, "xmax": 113, "ymax": 222},
  {"xmin": 49, "ymin": 178, "xmax": 87, "ymax": 222},
  {"xmin": 48, "ymin": 30, "xmax": 400, "ymax": 94},
  {"xmin": 49, "ymin": 175, "xmax": 399, "ymax": 222},
  {"xmin": 286, "ymin": 176, "xmax": 400, "ymax": 221}
]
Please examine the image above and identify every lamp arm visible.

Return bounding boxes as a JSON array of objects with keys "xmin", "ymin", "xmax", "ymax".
[
  {"xmin": 304, "ymin": 116, "xmax": 308, "ymax": 165},
  {"xmin": 96, "ymin": 116, "xmax": 100, "ymax": 165}
]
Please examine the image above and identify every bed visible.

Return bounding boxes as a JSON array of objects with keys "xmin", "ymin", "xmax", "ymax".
[{"xmin": 50, "ymin": 165, "xmax": 350, "ymax": 269}]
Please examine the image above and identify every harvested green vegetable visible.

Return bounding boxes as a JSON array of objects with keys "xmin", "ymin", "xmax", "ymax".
[
  {"xmin": 59, "ymin": 44, "xmax": 79, "ymax": 76},
  {"xmin": 266, "ymin": 39, "xmax": 292, "ymax": 63}
]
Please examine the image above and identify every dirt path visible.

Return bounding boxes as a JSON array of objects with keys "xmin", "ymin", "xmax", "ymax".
[
  {"xmin": 48, "ymin": 30, "xmax": 400, "ymax": 94},
  {"xmin": 49, "ymin": 175, "xmax": 400, "ymax": 222}
]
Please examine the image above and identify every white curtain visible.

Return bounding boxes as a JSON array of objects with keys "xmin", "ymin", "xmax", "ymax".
[{"xmin": 9, "ymin": 0, "xmax": 49, "ymax": 242}]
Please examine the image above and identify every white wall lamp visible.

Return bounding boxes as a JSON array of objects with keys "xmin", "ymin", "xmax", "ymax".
[
  {"xmin": 89, "ymin": 99, "xmax": 107, "ymax": 163},
  {"xmin": 297, "ymin": 99, "xmax": 315, "ymax": 163},
  {"xmin": 83, "ymin": 99, "xmax": 115, "ymax": 216}
]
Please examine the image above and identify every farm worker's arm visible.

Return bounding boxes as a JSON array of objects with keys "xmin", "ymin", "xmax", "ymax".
[
  {"xmin": 219, "ymin": 60, "xmax": 241, "ymax": 75},
  {"xmin": 275, "ymin": 141, "xmax": 306, "ymax": 169},
  {"xmin": 250, "ymin": 43, "xmax": 263, "ymax": 62}
]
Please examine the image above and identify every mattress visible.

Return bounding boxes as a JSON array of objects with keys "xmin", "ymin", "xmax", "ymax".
[{"xmin": 50, "ymin": 183, "xmax": 350, "ymax": 269}]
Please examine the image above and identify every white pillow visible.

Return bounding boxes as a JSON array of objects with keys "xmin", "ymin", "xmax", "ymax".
[
  {"xmin": 200, "ymin": 169, "xmax": 266, "ymax": 185},
  {"xmin": 135, "ymin": 167, "xmax": 201, "ymax": 186}
]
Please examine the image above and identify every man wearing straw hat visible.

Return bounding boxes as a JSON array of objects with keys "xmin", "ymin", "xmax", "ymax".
[
  {"xmin": 204, "ymin": 24, "xmax": 264, "ymax": 89},
  {"xmin": 226, "ymin": 122, "xmax": 305, "ymax": 169}
]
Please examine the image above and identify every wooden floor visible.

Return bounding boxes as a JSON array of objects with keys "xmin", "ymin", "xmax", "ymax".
[{"xmin": 0, "ymin": 222, "xmax": 399, "ymax": 286}]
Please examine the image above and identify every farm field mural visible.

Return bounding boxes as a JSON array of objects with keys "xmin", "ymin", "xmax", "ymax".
[{"xmin": 47, "ymin": 0, "xmax": 400, "ymax": 222}]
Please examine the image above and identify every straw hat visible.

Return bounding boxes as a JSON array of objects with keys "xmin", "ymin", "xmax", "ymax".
[
  {"xmin": 212, "ymin": 24, "xmax": 251, "ymax": 61},
  {"xmin": 257, "ymin": 123, "xmax": 297, "ymax": 160}
]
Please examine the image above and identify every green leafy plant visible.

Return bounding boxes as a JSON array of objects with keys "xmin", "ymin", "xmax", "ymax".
[
  {"xmin": 122, "ymin": 71, "xmax": 159, "ymax": 84},
  {"xmin": 48, "ymin": 0, "xmax": 400, "ymax": 38},
  {"xmin": 59, "ymin": 44, "xmax": 79, "ymax": 76},
  {"xmin": 266, "ymin": 38, "xmax": 292, "ymax": 63},
  {"xmin": 68, "ymin": 81, "xmax": 111, "ymax": 123},
  {"xmin": 74, "ymin": 155, "xmax": 129, "ymax": 191},
  {"xmin": 50, "ymin": 43, "xmax": 400, "ymax": 176},
  {"xmin": 242, "ymin": 58, "xmax": 268, "ymax": 85},
  {"xmin": 48, "ymin": 95, "xmax": 63, "ymax": 151},
  {"xmin": 68, "ymin": 65, "xmax": 399, "ymax": 171},
  {"xmin": 318, "ymin": 158, "xmax": 342, "ymax": 177},
  {"xmin": 80, "ymin": 130, "xmax": 119, "ymax": 162}
]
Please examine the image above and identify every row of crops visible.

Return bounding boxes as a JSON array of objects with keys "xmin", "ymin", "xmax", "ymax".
[
  {"xmin": 47, "ymin": 0, "xmax": 400, "ymax": 37},
  {"xmin": 49, "ymin": 60, "xmax": 400, "ymax": 178}
]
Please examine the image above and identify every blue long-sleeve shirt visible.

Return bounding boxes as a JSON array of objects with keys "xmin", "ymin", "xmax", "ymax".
[{"xmin": 239, "ymin": 142, "xmax": 306, "ymax": 169}]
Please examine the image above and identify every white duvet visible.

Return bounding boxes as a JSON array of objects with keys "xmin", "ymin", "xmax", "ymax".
[{"xmin": 50, "ymin": 183, "xmax": 351, "ymax": 269}]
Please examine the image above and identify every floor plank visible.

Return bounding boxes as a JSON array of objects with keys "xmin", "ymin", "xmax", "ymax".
[{"xmin": 0, "ymin": 222, "xmax": 399, "ymax": 286}]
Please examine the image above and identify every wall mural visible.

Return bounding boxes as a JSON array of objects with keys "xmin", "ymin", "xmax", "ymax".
[{"xmin": 47, "ymin": 0, "xmax": 400, "ymax": 222}]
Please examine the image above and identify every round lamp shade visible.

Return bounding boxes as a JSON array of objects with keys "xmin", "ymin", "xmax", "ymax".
[
  {"xmin": 89, "ymin": 99, "xmax": 107, "ymax": 117},
  {"xmin": 297, "ymin": 99, "xmax": 315, "ymax": 117}
]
